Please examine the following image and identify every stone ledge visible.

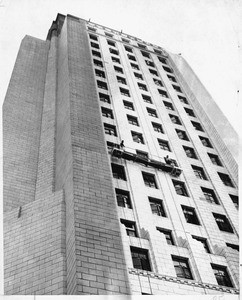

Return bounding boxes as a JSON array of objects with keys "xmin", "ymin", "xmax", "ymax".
[{"xmin": 128, "ymin": 268, "xmax": 239, "ymax": 294}]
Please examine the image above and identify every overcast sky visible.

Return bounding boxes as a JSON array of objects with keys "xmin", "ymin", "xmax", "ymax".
[{"xmin": 0, "ymin": 0, "xmax": 240, "ymax": 295}]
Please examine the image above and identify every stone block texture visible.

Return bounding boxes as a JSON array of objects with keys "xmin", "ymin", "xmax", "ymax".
[{"xmin": 3, "ymin": 13, "xmax": 238, "ymax": 296}]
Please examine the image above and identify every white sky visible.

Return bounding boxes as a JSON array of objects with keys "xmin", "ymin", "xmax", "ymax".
[{"xmin": 0, "ymin": 0, "xmax": 241, "ymax": 295}]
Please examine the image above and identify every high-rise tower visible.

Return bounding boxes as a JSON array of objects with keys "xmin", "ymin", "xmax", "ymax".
[{"xmin": 3, "ymin": 14, "xmax": 239, "ymax": 295}]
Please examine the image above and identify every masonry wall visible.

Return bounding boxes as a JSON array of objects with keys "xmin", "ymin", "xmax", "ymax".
[{"xmin": 3, "ymin": 36, "xmax": 49, "ymax": 212}]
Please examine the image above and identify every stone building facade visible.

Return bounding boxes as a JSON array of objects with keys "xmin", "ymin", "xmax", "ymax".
[{"xmin": 3, "ymin": 14, "xmax": 239, "ymax": 295}]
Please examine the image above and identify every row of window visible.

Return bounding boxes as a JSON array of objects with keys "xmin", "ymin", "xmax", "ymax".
[{"xmin": 130, "ymin": 247, "xmax": 233, "ymax": 287}]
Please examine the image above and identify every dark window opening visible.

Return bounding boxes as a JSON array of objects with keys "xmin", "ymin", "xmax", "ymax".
[
  {"xmin": 95, "ymin": 69, "xmax": 105, "ymax": 78},
  {"xmin": 138, "ymin": 83, "xmax": 148, "ymax": 91},
  {"xmin": 163, "ymin": 66, "xmax": 173, "ymax": 73},
  {"xmin": 149, "ymin": 69, "xmax": 158, "ymax": 76},
  {"xmin": 199, "ymin": 136, "xmax": 212, "ymax": 148},
  {"xmin": 123, "ymin": 100, "xmax": 134, "ymax": 110},
  {"xmin": 125, "ymin": 46, "xmax": 133, "ymax": 53},
  {"xmin": 183, "ymin": 146, "xmax": 198, "ymax": 159},
  {"xmin": 147, "ymin": 108, "xmax": 157, "ymax": 117},
  {"xmin": 136, "ymin": 150, "xmax": 149, "ymax": 160},
  {"xmin": 142, "ymin": 94, "xmax": 152, "ymax": 103},
  {"xmin": 99, "ymin": 93, "xmax": 110, "ymax": 103},
  {"xmin": 158, "ymin": 139, "xmax": 171, "ymax": 151},
  {"xmin": 153, "ymin": 79, "xmax": 163, "ymax": 87},
  {"xmin": 92, "ymin": 50, "xmax": 101, "ymax": 58},
  {"xmin": 149, "ymin": 198, "xmax": 166, "ymax": 217},
  {"xmin": 168, "ymin": 75, "xmax": 177, "ymax": 82},
  {"xmin": 172, "ymin": 256, "xmax": 193, "ymax": 279},
  {"xmin": 218, "ymin": 172, "xmax": 234, "ymax": 187},
  {"xmin": 184, "ymin": 108, "xmax": 196, "ymax": 117},
  {"xmin": 101, "ymin": 107, "xmax": 113, "ymax": 119},
  {"xmin": 130, "ymin": 63, "xmax": 139, "ymax": 70},
  {"xmin": 104, "ymin": 123, "xmax": 117, "ymax": 136},
  {"xmin": 127, "ymin": 115, "xmax": 139, "ymax": 126},
  {"xmin": 192, "ymin": 166, "xmax": 207, "ymax": 180},
  {"xmin": 120, "ymin": 87, "xmax": 130, "ymax": 97},
  {"xmin": 173, "ymin": 180, "xmax": 189, "ymax": 197},
  {"xmin": 128, "ymin": 54, "xmax": 136, "ymax": 61},
  {"xmin": 173, "ymin": 84, "xmax": 182, "ymax": 93},
  {"xmin": 132, "ymin": 131, "xmax": 144, "ymax": 144},
  {"xmin": 122, "ymin": 38, "xmax": 130, "ymax": 43},
  {"xmin": 192, "ymin": 236, "xmax": 210, "ymax": 253},
  {"xmin": 213, "ymin": 213, "xmax": 233, "ymax": 233},
  {"xmin": 178, "ymin": 95, "xmax": 188, "ymax": 104},
  {"xmin": 115, "ymin": 189, "xmax": 132, "ymax": 209},
  {"xmin": 91, "ymin": 41, "xmax": 99, "ymax": 49},
  {"xmin": 111, "ymin": 163, "xmax": 126, "ymax": 180},
  {"xmin": 157, "ymin": 228, "xmax": 174, "ymax": 245},
  {"xmin": 208, "ymin": 153, "xmax": 222, "ymax": 166},
  {"xmin": 89, "ymin": 34, "xmax": 98, "ymax": 41},
  {"xmin": 88, "ymin": 26, "xmax": 96, "ymax": 32},
  {"xmin": 134, "ymin": 72, "xmax": 143, "ymax": 80},
  {"xmin": 138, "ymin": 43, "xmax": 147, "ymax": 49},
  {"xmin": 121, "ymin": 219, "xmax": 138, "ymax": 237},
  {"xmin": 182, "ymin": 205, "xmax": 200, "ymax": 225},
  {"xmin": 117, "ymin": 76, "xmax": 127, "ymax": 85},
  {"xmin": 107, "ymin": 40, "xmax": 116, "ymax": 47},
  {"xmin": 97, "ymin": 80, "xmax": 108, "ymax": 90},
  {"xmin": 109, "ymin": 48, "xmax": 119, "ymax": 55},
  {"xmin": 211, "ymin": 264, "xmax": 233, "ymax": 287},
  {"xmin": 105, "ymin": 32, "xmax": 113, "ymax": 37},
  {"xmin": 141, "ymin": 51, "xmax": 150, "ymax": 58},
  {"xmin": 158, "ymin": 89, "xmax": 169, "ymax": 98},
  {"xmin": 114, "ymin": 66, "xmax": 123, "ymax": 74},
  {"xmin": 229, "ymin": 194, "xmax": 238, "ymax": 209},
  {"xmin": 152, "ymin": 122, "xmax": 164, "ymax": 133},
  {"xmin": 191, "ymin": 121, "xmax": 204, "ymax": 132},
  {"xmin": 158, "ymin": 56, "xmax": 167, "ymax": 64},
  {"xmin": 163, "ymin": 101, "xmax": 174, "ymax": 110},
  {"xmin": 201, "ymin": 187, "xmax": 218, "ymax": 204},
  {"xmin": 170, "ymin": 114, "xmax": 182, "ymax": 125},
  {"xmin": 226, "ymin": 243, "xmax": 239, "ymax": 251},
  {"xmin": 146, "ymin": 60, "xmax": 155, "ymax": 67},
  {"xmin": 142, "ymin": 172, "xmax": 158, "ymax": 188},
  {"xmin": 131, "ymin": 247, "xmax": 151, "ymax": 271},
  {"xmin": 176, "ymin": 129, "xmax": 189, "ymax": 141},
  {"xmin": 93, "ymin": 59, "xmax": 103, "ymax": 68},
  {"xmin": 111, "ymin": 56, "xmax": 120, "ymax": 63}
]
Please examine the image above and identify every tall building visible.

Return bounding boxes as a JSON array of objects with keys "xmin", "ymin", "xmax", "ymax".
[{"xmin": 3, "ymin": 14, "xmax": 239, "ymax": 295}]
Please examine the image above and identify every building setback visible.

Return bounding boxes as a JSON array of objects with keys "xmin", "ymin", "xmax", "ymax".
[{"xmin": 3, "ymin": 14, "xmax": 239, "ymax": 295}]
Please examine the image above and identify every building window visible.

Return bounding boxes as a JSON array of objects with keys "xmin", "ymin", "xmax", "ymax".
[
  {"xmin": 142, "ymin": 172, "xmax": 158, "ymax": 188},
  {"xmin": 192, "ymin": 236, "xmax": 210, "ymax": 253},
  {"xmin": 127, "ymin": 115, "xmax": 139, "ymax": 126},
  {"xmin": 218, "ymin": 172, "xmax": 234, "ymax": 187},
  {"xmin": 229, "ymin": 194, "xmax": 239, "ymax": 209},
  {"xmin": 142, "ymin": 94, "xmax": 152, "ymax": 103},
  {"xmin": 183, "ymin": 146, "xmax": 198, "ymax": 159},
  {"xmin": 173, "ymin": 180, "xmax": 189, "ymax": 197},
  {"xmin": 130, "ymin": 247, "xmax": 151, "ymax": 271},
  {"xmin": 89, "ymin": 34, "xmax": 98, "ymax": 41},
  {"xmin": 191, "ymin": 121, "xmax": 204, "ymax": 131},
  {"xmin": 93, "ymin": 59, "xmax": 103, "ymax": 68},
  {"xmin": 97, "ymin": 80, "xmax": 108, "ymax": 90},
  {"xmin": 201, "ymin": 187, "xmax": 218, "ymax": 204},
  {"xmin": 163, "ymin": 66, "xmax": 173, "ymax": 73},
  {"xmin": 154, "ymin": 49, "xmax": 162, "ymax": 55},
  {"xmin": 158, "ymin": 56, "xmax": 167, "ymax": 64},
  {"xmin": 95, "ymin": 69, "xmax": 105, "ymax": 78},
  {"xmin": 226, "ymin": 243, "xmax": 239, "ymax": 251},
  {"xmin": 101, "ymin": 107, "xmax": 113, "ymax": 119},
  {"xmin": 176, "ymin": 130, "xmax": 189, "ymax": 141},
  {"xmin": 120, "ymin": 88, "xmax": 130, "ymax": 97},
  {"xmin": 153, "ymin": 79, "xmax": 163, "ymax": 87},
  {"xmin": 208, "ymin": 153, "xmax": 222, "ymax": 166},
  {"xmin": 114, "ymin": 66, "xmax": 123, "ymax": 74},
  {"xmin": 107, "ymin": 40, "xmax": 116, "ymax": 47},
  {"xmin": 123, "ymin": 100, "xmax": 134, "ymax": 110},
  {"xmin": 138, "ymin": 43, "xmax": 147, "ymax": 49},
  {"xmin": 122, "ymin": 38, "xmax": 130, "ymax": 43},
  {"xmin": 132, "ymin": 131, "xmax": 144, "ymax": 144},
  {"xmin": 130, "ymin": 63, "xmax": 139, "ymax": 70},
  {"xmin": 178, "ymin": 95, "xmax": 188, "ymax": 104},
  {"xmin": 192, "ymin": 166, "xmax": 207, "ymax": 180},
  {"xmin": 107, "ymin": 141, "xmax": 120, "ymax": 151},
  {"xmin": 120, "ymin": 219, "xmax": 138, "ymax": 237},
  {"xmin": 134, "ymin": 72, "xmax": 143, "ymax": 80},
  {"xmin": 125, "ymin": 46, "xmax": 133, "ymax": 52},
  {"xmin": 147, "ymin": 108, "xmax": 157, "ymax": 118},
  {"xmin": 199, "ymin": 136, "xmax": 212, "ymax": 148},
  {"xmin": 138, "ymin": 83, "xmax": 148, "ymax": 91},
  {"xmin": 92, "ymin": 50, "xmax": 101, "ymax": 58},
  {"xmin": 173, "ymin": 84, "xmax": 182, "ymax": 93},
  {"xmin": 170, "ymin": 114, "xmax": 182, "ymax": 125},
  {"xmin": 111, "ymin": 56, "xmax": 120, "ymax": 64},
  {"xmin": 167, "ymin": 75, "xmax": 177, "ymax": 82},
  {"xmin": 128, "ymin": 54, "xmax": 136, "ymax": 61},
  {"xmin": 115, "ymin": 188, "xmax": 132, "ymax": 209},
  {"xmin": 163, "ymin": 101, "xmax": 174, "ymax": 110},
  {"xmin": 99, "ymin": 93, "xmax": 110, "ymax": 103},
  {"xmin": 88, "ymin": 26, "xmax": 96, "ymax": 32},
  {"xmin": 213, "ymin": 213, "xmax": 233, "ymax": 233},
  {"xmin": 172, "ymin": 256, "xmax": 193, "ymax": 279},
  {"xmin": 105, "ymin": 32, "xmax": 113, "ymax": 37},
  {"xmin": 157, "ymin": 228, "xmax": 174, "ymax": 245},
  {"xmin": 152, "ymin": 122, "xmax": 164, "ymax": 133},
  {"xmin": 149, "ymin": 198, "xmax": 166, "ymax": 217},
  {"xmin": 145, "ymin": 60, "xmax": 155, "ymax": 67},
  {"xmin": 158, "ymin": 89, "xmax": 169, "ymax": 98},
  {"xmin": 141, "ymin": 51, "xmax": 150, "ymax": 58},
  {"xmin": 109, "ymin": 48, "xmax": 119, "ymax": 55},
  {"xmin": 136, "ymin": 150, "xmax": 149, "ymax": 160},
  {"xmin": 149, "ymin": 68, "xmax": 159, "ymax": 76},
  {"xmin": 117, "ymin": 76, "xmax": 127, "ymax": 85},
  {"xmin": 111, "ymin": 163, "xmax": 126, "ymax": 180},
  {"xmin": 184, "ymin": 107, "xmax": 196, "ymax": 117},
  {"xmin": 182, "ymin": 205, "xmax": 200, "ymax": 225},
  {"xmin": 158, "ymin": 139, "xmax": 171, "ymax": 151},
  {"xmin": 90, "ymin": 41, "xmax": 99, "ymax": 49},
  {"xmin": 211, "ymin": 265, "xmax": 233, "ymax": 287},
  {"xmin": 104, "ymin": 123, "xmax": 117, "ymax": 136}
]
